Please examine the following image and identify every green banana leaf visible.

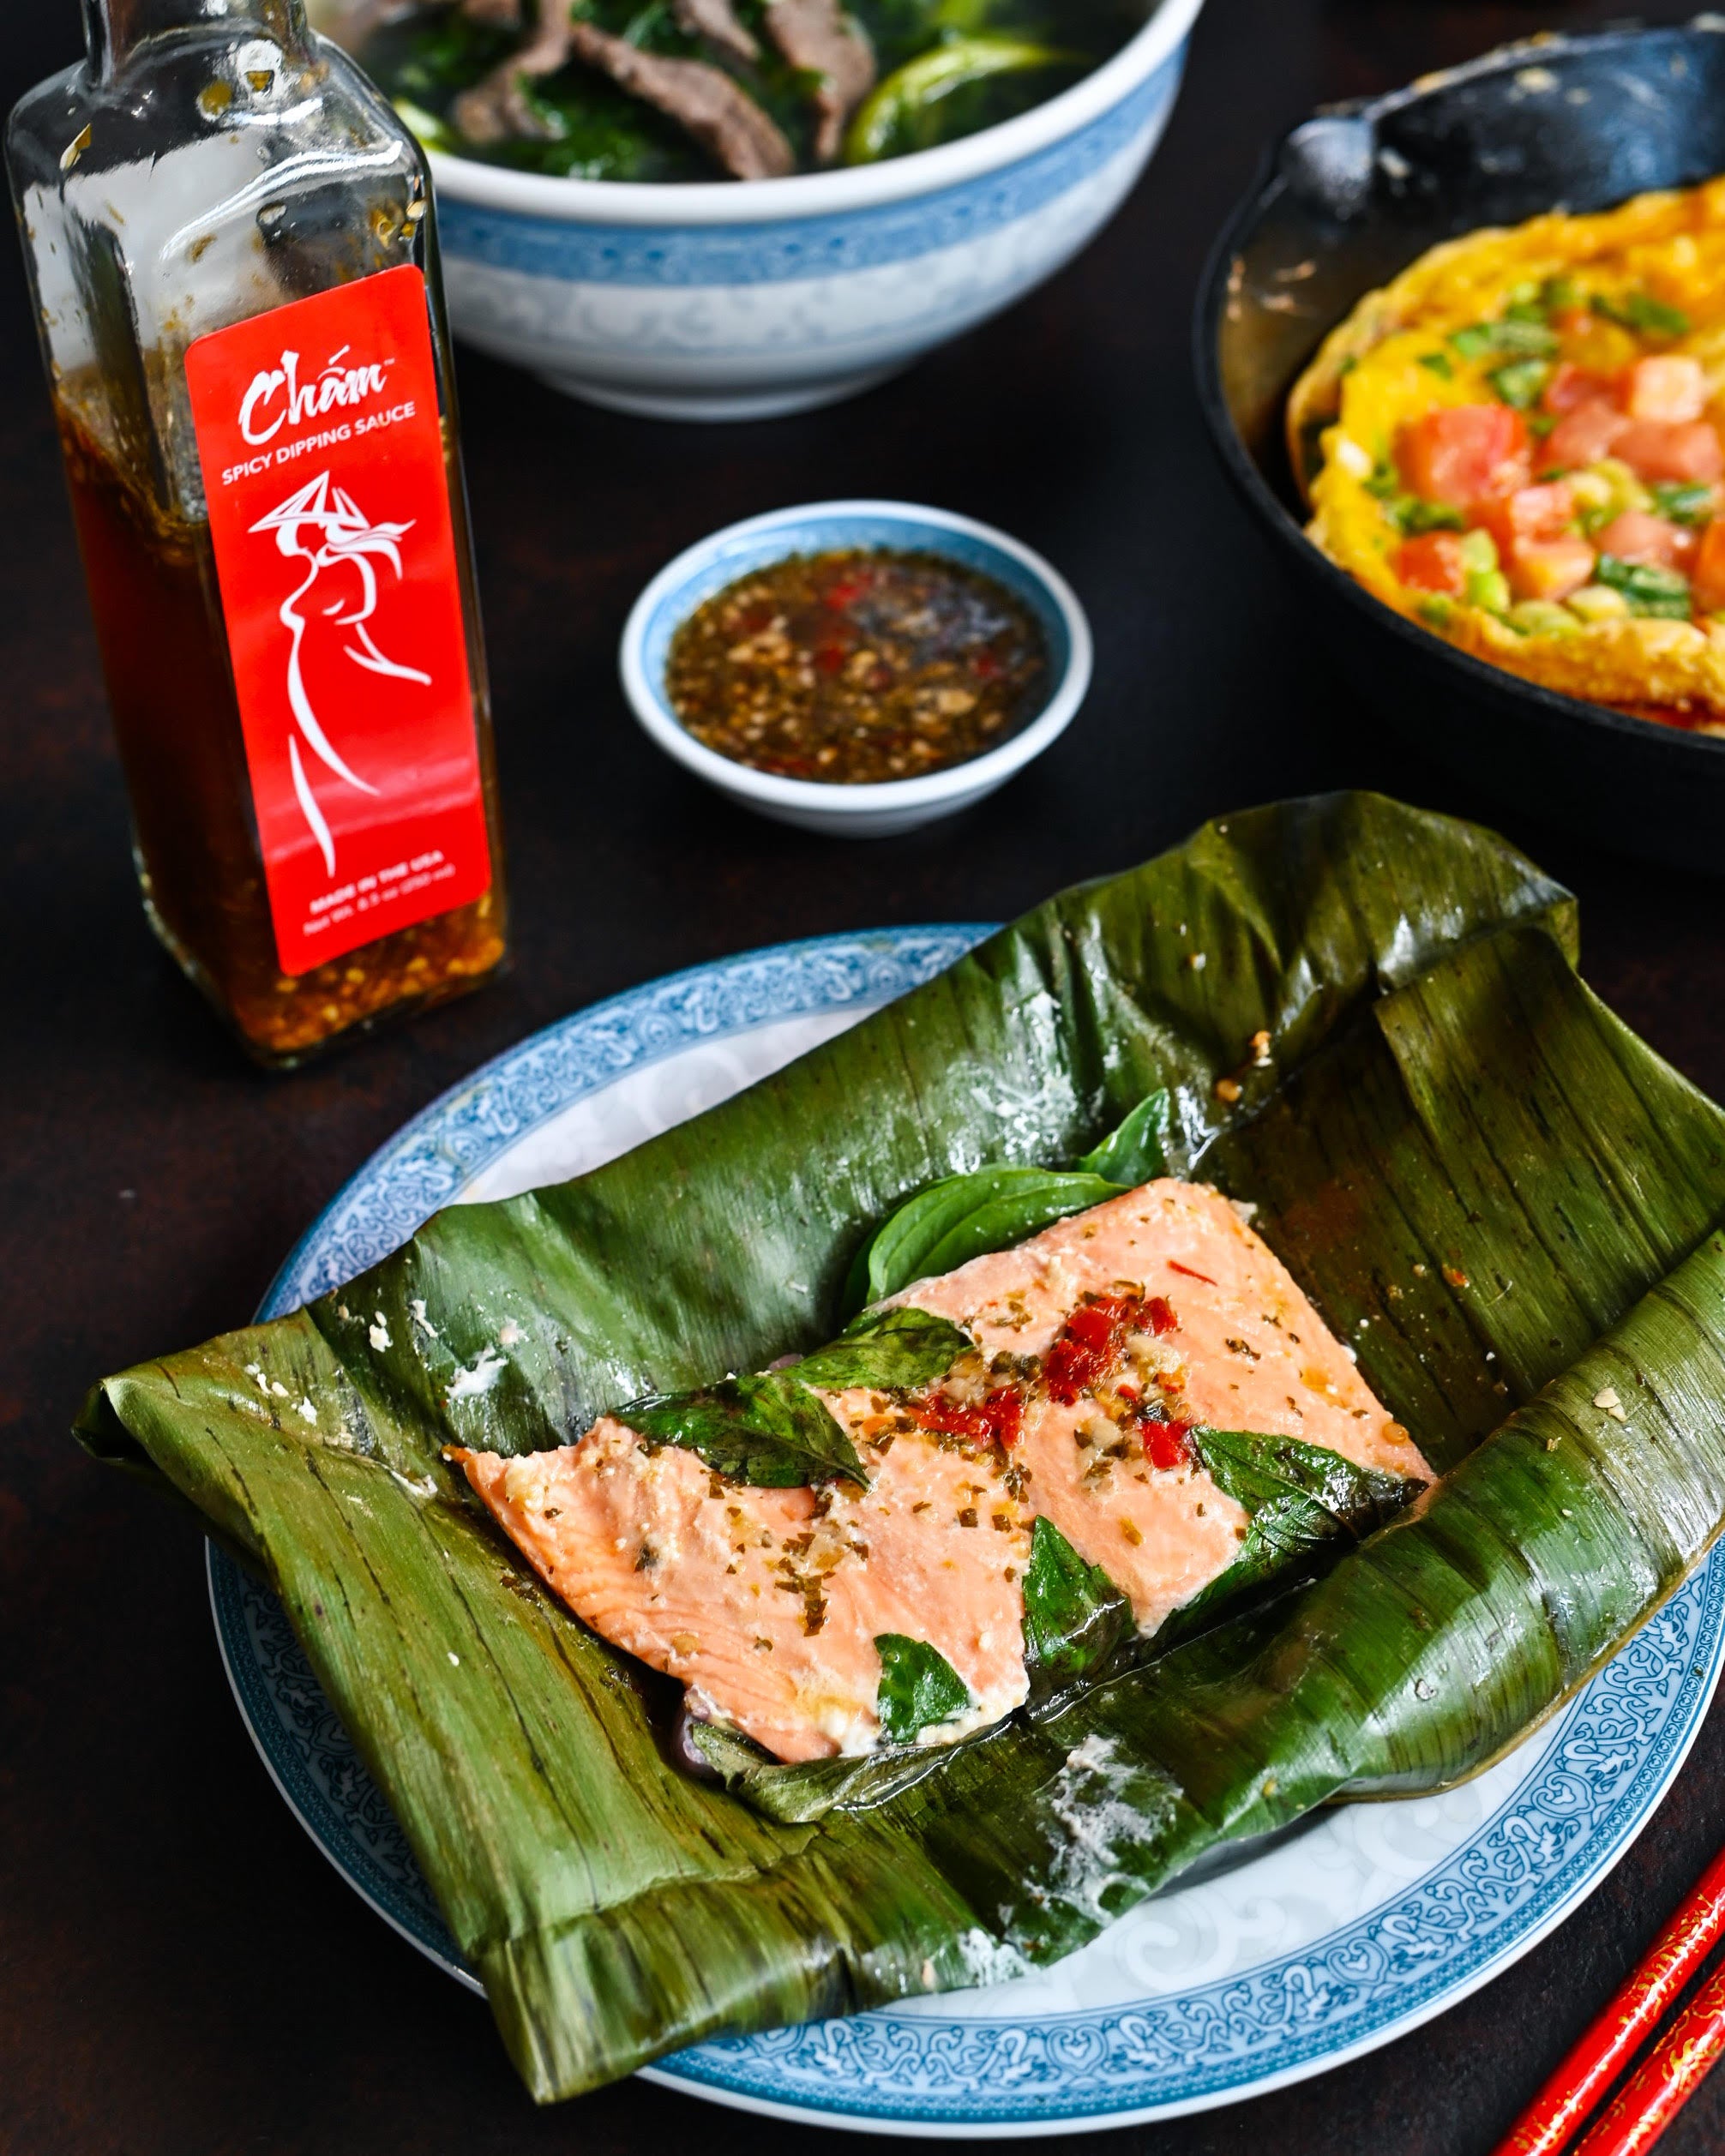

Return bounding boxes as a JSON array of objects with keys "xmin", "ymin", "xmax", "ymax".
[
  {"xmin": 679, "ymin": 1427, "xmax": 1421, "ymax": 1829},
  {"xmin": 75, "ymin": 792, "xmax": 1725, "ymax": 2105}
]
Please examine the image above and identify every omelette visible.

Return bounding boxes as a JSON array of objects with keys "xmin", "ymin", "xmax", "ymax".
[
  {"xmin": 454, "ymin": 1180, "xmax": 1427, "ymax": 1765},
  {"xmin": 1290, "ymin": 175, "xmax": 1725, "ymax": 730}
]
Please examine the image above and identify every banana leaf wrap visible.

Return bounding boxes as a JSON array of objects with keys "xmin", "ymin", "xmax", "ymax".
[{"xmin": 75, "ymin": 791, "xmax": 1725, "ymax": 2104}]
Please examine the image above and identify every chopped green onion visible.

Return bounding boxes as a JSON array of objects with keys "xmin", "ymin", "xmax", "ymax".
[
  {"xmin": 1630, "ymin": 291, "xmax": 1692, "ymax": 338},
  {"xmin": 1528, "ymin": 411, "xmax": 1559, "ymax": 439},
  {"xmin": 1591, "ymin": 291, "xmax": 1692, "ymax": 338},
  {"xmin": 1363, "ymin": 461, "xmax": 1402, "ymax": 500},
  {"xmin": 1417, "ymin": 351, "xmax": 1453, "ymax": 379},
  {"xmin": 1417, "ymin": 595, "xmax": 1455, "ymax": 628},
  {"xmin": 1376, "ymin": 486, "xmax": 1467, "ymax": 536},
  {"xmin": 1489, "ymin": 358, "xmax": 1549, "ymax": 410},
  {"xmin": 1458, "ymin": 529, "xmax": 1500, "ymax": 575},
  {"xmin": 1595, "ymin": 553, "xmax": 1693, "ymax": 617},
  {"xmin": 1494, "ymin": 318, "xmax": 1559, "ymax": 356},
  {"xmin": 1505, "ymin": 299, "xmax": 1548, "ymax": 326},
  {"xmin": 1464, "ymin": 568, "xmax": 1512, "ymax": 613},
  {"xmin": 1541, "ymin": 273, "xmax": 1580, "ymax": 315},
  {"xmin": 1451, "ymin": 317, "xmax": 1558, "ymax": 363},
  {"xmin": 1403, "ymin": 499, "xmax": 1467, "ymax": 534},
  {"xmin": 1650, "ymin": 481, "xmax": 1715, "ymax": 526}
]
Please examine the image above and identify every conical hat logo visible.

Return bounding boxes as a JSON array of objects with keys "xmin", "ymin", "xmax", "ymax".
[{"xmin": 249, "ymin": 470, "xmax": 432, "ymax": 875}]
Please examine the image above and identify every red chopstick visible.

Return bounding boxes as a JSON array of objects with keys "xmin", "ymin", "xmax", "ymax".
[
  {"xmin": 1570, "ymin": 1956, "xmax": 1725, "ymax": 2156},
  {"xmin": 1492, "ymin": 1844, "xmax": 1725, "ymax": 2156}
]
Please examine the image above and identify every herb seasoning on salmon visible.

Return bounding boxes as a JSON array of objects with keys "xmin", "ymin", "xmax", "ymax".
[
  {"xmin": 664, "ymin": 548, "xmax": 1051, "ymax": 784},
  {"xmin": 454, "ymin": 1177, "xmax": 1431, "ymax": 1768}
]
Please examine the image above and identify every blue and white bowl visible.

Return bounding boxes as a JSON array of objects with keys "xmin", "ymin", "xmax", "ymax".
[
  {"xmin": 311, "ymin": 0, "xmax": 1203, "ymax": 420},
  {"xmin": 620, "ymin": 499, "xmax": 1092, "ymax": 835}
]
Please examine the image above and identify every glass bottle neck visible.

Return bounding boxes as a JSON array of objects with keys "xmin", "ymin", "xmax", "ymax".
[{"xmin": 84, "ymin": 0, "xmax": 311, "ymax": 77}]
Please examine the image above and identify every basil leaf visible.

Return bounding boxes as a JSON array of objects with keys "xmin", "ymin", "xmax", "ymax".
[
  {"xmin": 1195, "ymin": 1425, "xmax": 1420, "ymax": 1522},
  {"xmin": 1155, "ymin": 1426, "xmax": 1423, "ymax": 1649},
  {"xmin": 622, "ymin": 1368, "xmax": 867, "ymax": 1487},
  {"xmin": 844, "ymin": 1085, "xmax": 1175, "ymax": 1313},
  {"xmin": 1021, "ymin": 1514, "xmax": 1132, "ymax": 1693},
  {"xmin": 842, "ymin": 1167, "xmax": 1121, "ymax": 1313},
  {"xmin": 1077, "ymin": 1086, "xmax": 1172, "ymax": 1186},
  {"xmin": 797, "ymin": 1304, "xmax": 971, "ymax": 1391},
  {"xmin": 918, "ymin": 1176, "xmax": 1122, "ymax": 1276},
  {"xmin": 875, "ymin": 1633, "xmax": 971, "ymax": 1743},
  {"xmin": 621, "ymin": 1300, "xmax": 970, "ymax": 1490}
]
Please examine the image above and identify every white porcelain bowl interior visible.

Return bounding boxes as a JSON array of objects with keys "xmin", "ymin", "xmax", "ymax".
[
  {"xmin": 620, "ymin": 501, "xmax": 1093, "ymax": 837},
  {"xmin": 309, "ymin": 0, "xmax": 1205, "ymax": 420}
]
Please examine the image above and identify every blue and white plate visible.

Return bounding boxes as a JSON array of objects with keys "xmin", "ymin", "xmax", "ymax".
[{"xmin": 210, "ymin": 927, "xmax": 1725, "ymax": 2137}]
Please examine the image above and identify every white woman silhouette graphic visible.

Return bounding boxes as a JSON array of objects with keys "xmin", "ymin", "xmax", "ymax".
[{"xmin": 249, "ymin": 471, "xmax": 432, "ymax": 876}]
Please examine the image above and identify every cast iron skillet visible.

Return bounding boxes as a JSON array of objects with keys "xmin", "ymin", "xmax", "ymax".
[{"xmin": 1194, "ymin": 20, "xmax": 1725, "ymax": 875}]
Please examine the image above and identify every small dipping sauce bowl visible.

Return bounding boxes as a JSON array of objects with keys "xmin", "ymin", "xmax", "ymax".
[{"xmin": 620, "ymin": 501, "xmax": 1092, "ymax": 838}]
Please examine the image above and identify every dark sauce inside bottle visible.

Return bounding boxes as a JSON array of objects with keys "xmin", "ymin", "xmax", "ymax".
[{"xmin": 59, "ymin": 387, "xmax": 506, "ymax": 1063}]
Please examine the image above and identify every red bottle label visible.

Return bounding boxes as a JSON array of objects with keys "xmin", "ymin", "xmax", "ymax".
[{"xmin": 184, "ymin": 266, "xmax": 491, "ymax": 978}]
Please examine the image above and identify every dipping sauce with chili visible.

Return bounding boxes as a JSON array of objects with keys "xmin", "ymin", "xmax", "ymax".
[{"xmin": 665, "ymin": 549, "xmax": 1051, "ymax": 784}]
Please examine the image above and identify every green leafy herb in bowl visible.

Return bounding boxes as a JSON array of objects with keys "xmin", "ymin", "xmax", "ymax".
[{"xmin": 350, "ymin": 0, "xmax": 1137, "ymax": 180}]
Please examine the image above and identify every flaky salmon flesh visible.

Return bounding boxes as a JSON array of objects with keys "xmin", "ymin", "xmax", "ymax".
[{"xmin": 454, "ymin": 1179, "xmax": 1429, "ymax": 1765}]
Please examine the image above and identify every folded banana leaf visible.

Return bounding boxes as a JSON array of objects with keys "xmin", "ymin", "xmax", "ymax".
[{"xmin": 77, "ymin": 792, "xmax": 1725, "ymax": 2104}]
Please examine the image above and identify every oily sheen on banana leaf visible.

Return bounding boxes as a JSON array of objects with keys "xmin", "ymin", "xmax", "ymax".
[{"xmin": 75, "ymin": 793, "xmax": 1725, "ymax": 2105}]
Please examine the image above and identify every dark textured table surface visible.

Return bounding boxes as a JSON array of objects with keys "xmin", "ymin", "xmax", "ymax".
[{"xmin": 7, "ymin": 3, "xmax": 1725, "ymax": 2151}]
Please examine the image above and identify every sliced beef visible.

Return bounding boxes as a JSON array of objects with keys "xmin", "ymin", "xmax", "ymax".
[
  {"xmin": 451, "ymin": 4, "xmax": 577, "ymax": 141},
  {"xmin": 764, "ymin": 0, "xmax": 874, "ymax": 163},
  {"xmin": 564, "ymin": 20, "xmax": 795, "ymax": 178},
  {"xmin": 672, "ymin": 0, "xmax": 761, "ymax": 68}
]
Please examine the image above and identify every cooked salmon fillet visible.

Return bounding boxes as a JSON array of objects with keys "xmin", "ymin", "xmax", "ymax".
[
  {"xmin": 455, "ymin": 1178, "xmax": 1427, "ymax": 1763},
  {"xmin": 892, "ymin": 1180, "xmax": 1427, "ymax": 1635},
  {"xmin": 455, "ymin": 1418, "xmax": 1031, "ymax": 1763}
]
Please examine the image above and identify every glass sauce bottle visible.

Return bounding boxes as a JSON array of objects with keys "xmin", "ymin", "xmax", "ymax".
[{"xmin": 7, "ymin": 0, "xmax": 508, "ymax": 1065}]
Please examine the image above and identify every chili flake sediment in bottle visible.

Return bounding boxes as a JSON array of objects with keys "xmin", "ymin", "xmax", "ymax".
[{"xmin": 7, "ymin": 0, "xmax": 508, "ymax": 1064}]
